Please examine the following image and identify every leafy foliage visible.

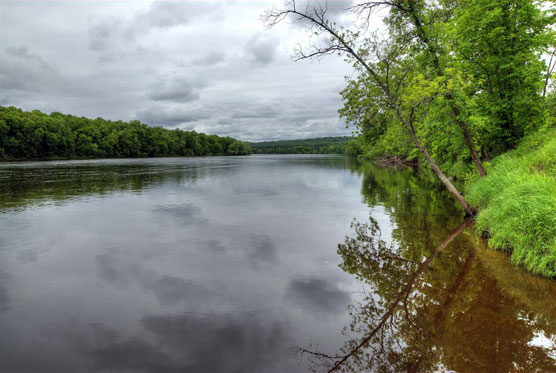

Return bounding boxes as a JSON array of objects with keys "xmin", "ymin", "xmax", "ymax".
[
  {"xmin": 339, "ymin": 0, "xmax": 554, "ymax": 171},
  {"xmin": 0, "ymin": 106, "xmax": 251, "ymax": 160},
  {"xmin": 453, "ymin": 0, "xmax": 553, "ymax": 154}
]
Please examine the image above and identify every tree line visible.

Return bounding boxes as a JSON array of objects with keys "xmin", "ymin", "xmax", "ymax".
[
  {"xmin": 249, "ymin": 136, "xmax": 350, "ymax": 154},
  {"xmin": 0, "ymin": 106, "xmax": 251, "ymax": 159},
  {"xmin": 264, "ymin": 0, "xmax": 555, "ymax": 215}
]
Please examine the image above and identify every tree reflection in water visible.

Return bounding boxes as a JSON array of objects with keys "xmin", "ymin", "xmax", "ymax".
[{"xmin": 302, "ymin": 214, "xmax": 556, "ymax": 372}]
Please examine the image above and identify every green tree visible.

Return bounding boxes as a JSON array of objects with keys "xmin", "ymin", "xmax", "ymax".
[
  {"xmin": 264, "ymin": 0, "xmax": 477, "ymax": 215},
  {"xmin": 0, "ymin": 106, "xmax": 252, "ymax": 160},
  {"xmin": 453, "ymin": 0, "xmax": 554, "ymax": 155}
]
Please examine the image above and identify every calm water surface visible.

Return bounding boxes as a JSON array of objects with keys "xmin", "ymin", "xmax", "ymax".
[{"xmin": 1, "ymin": 155, "xmax": 555, "ymax": 372}]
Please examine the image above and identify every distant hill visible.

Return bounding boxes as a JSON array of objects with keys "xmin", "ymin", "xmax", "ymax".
[{"xmin": 249, "ymin": 136, "xmax": 351, "ymax": 154}]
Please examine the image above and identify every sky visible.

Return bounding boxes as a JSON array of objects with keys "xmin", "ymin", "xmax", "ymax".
[{"xmin": 0, "ymin": 0, "xmax": 379, "ymax": 141}]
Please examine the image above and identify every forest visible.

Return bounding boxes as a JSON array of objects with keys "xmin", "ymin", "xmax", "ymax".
[
  {"xmin": 249, "ymin": 136, "xmax": 350, "ymax": 154},
  {"xmin": 265, "ymin": 0, "xmax": 556, "ymax": 277},
  {"xmin": 0, "ymin": 106, "xmax": 251, "ymax": 160}
]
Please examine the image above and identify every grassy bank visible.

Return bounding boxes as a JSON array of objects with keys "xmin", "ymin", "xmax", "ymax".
[{"xmin": 465, "ymin": 128, "xmax": 556, "ymax": 277}]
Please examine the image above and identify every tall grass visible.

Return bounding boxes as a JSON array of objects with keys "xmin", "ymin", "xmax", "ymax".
[{"xmin": 466, "ymin": 129, "xmax": 556, "ymax": 277}]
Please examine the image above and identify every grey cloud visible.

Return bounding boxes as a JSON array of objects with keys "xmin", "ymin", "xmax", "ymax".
[
  {"xmin": 136, "ymin": 105, "xmax": 209, "ymax": 126},
  {"xmin": 136, "ymin": 1, "xmax": 192, "ymax": 29},
  {"xmin": 231, "ymin": 105, "xmax": 280, "ymax": 119},
  {"xmin": 0, "ymin": 46, "xmax": 58, "ymax": 93},
  {"xmin": 135, "ymin": 1, "xmax": 217, "ymax": 30},
  {"xmin": 2, "ymin": 0, "xmax": 354, "ymax": 141},
  {"xmin": 191, "ymin": 51, "xmax": 226, "ymax": 66},
  {"xmin": 148, "ymin": 78, "xmax": 202, "ymax": 103},
  {"xmin": 6, "ymin": 46, "xmax": 50, "ymax": 70},
  {"xmin": 88, "ymin": 1, "xmax": 219, "ymax": 58},
  {"xmin": 87, "ymin": 18, "xmax": 119, "ymax": 54},
  {"xmin": 323, "ymin": 0, "xmax": 353, "ymax": 15},
  {"xmin": 245, "ymin": 34, "xmax": 278, "ymax": 65},
  {"xmin": 217, "ymin": 118, "xmax": 233, "ymax": 125},
  {"xmin": 293, "ymin": 0, "xmax": 353, "ymax": 24},
  {"xmin": 286, "ymin": 276, "xmax": 350, "ymax": 314}
]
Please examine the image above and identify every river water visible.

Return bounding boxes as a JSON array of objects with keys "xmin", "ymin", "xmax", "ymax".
[{"xmin": 0, "ymin": 155, "xmax": 555, "ymax": 372}]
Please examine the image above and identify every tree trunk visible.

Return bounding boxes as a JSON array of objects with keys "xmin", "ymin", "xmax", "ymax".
[
  {"xmin": 407, "ymin": 126, "xmax": 477, "ymax": 216},
  {"xmin": 454, "ymin": 114, "xmax": 487, "ymax": 177},
  {"xmin": 391, "ymin": 103, "xmax": 477, "ymax": 216}
]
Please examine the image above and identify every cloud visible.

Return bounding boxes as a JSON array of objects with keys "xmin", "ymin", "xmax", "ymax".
[
  {"xmin": 322, "ymin": 0, "xmax": 354, "ymax": 16},
  {"xmin": 6, "ymin": 46, "xmax": 51, "ymax": 70},
  {"xmin": 148, "ymin": 77, "xmax": 203, "ymax": 103},
  {"xmin": 87, "ymin": 18, "xmax": 120, "ymax": 54},
  {"xmin": 191, "ymin": 51, "xmax": 226, "ymax": 66},
  {"xmin": 245, "ymin": 34, "xmax": 278, "ymax": 65},
  {"xmin": 0, "ymin": 0, "xmax": 355, "ymax": 141},
  {"xmin": 0, "ymin": 46, "xmax": 58, "ymax": 95},
  {"xmin": 135, "ymin": 105, "xmax": 209, "ymax": 127},
  {"xmin": 87, "ymin": 1, "xmax": 218, "ymax": 58},
  {"xmin": 135, "ymin": 1, "xmax": 197, "ymax": 29}
]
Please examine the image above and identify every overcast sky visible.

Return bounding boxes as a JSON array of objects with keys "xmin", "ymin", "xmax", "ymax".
[{"xmin": 0, "ymin": 0, "xmax": 377, "ymax": 141}]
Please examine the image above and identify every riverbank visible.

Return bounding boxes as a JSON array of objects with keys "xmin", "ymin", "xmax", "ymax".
[
  {"xmin": 465, "ymin": 127, "xmax": 556, "ymax": 278},
  {"xmin": 363, "ymin": 126, "xmax": 556, "ymax": 278}
]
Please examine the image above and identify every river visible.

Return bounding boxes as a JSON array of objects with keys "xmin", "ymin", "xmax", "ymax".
[{"xmin": 1, "ymin": 155, "xmax": 555, "ymax": 372}]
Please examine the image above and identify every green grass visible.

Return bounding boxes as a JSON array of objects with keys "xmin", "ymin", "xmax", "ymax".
[{"xmin": 466, "ymin": 128, "xmax": 556, "ymax": 277}]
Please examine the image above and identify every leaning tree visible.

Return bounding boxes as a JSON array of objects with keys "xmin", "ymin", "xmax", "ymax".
[{"xmin": 263, "ymin": 0, "xmax": 477, "ymax": 214}]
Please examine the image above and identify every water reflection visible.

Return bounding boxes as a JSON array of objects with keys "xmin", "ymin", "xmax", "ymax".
[
  {"xmin": 304, "ymin": 214, "xmax": 556, "ymax": 371},
  {"xmin": 1, "ymin": 156, "xmax": 556, "ymax": 372},
  {"xmin": 0, "ymin": 156, "xmax": 354, "ymax": 212},
  {"xmin": 16, "ymin": 313, "xmax": 297, "ymax": 373},
  {"xmin": 0, "ymin": 155, "xmax": 365, "ymax": 373},
  {"xmin": 286, "ymin": 277, "xmax": 351, "ymax": 315}
]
